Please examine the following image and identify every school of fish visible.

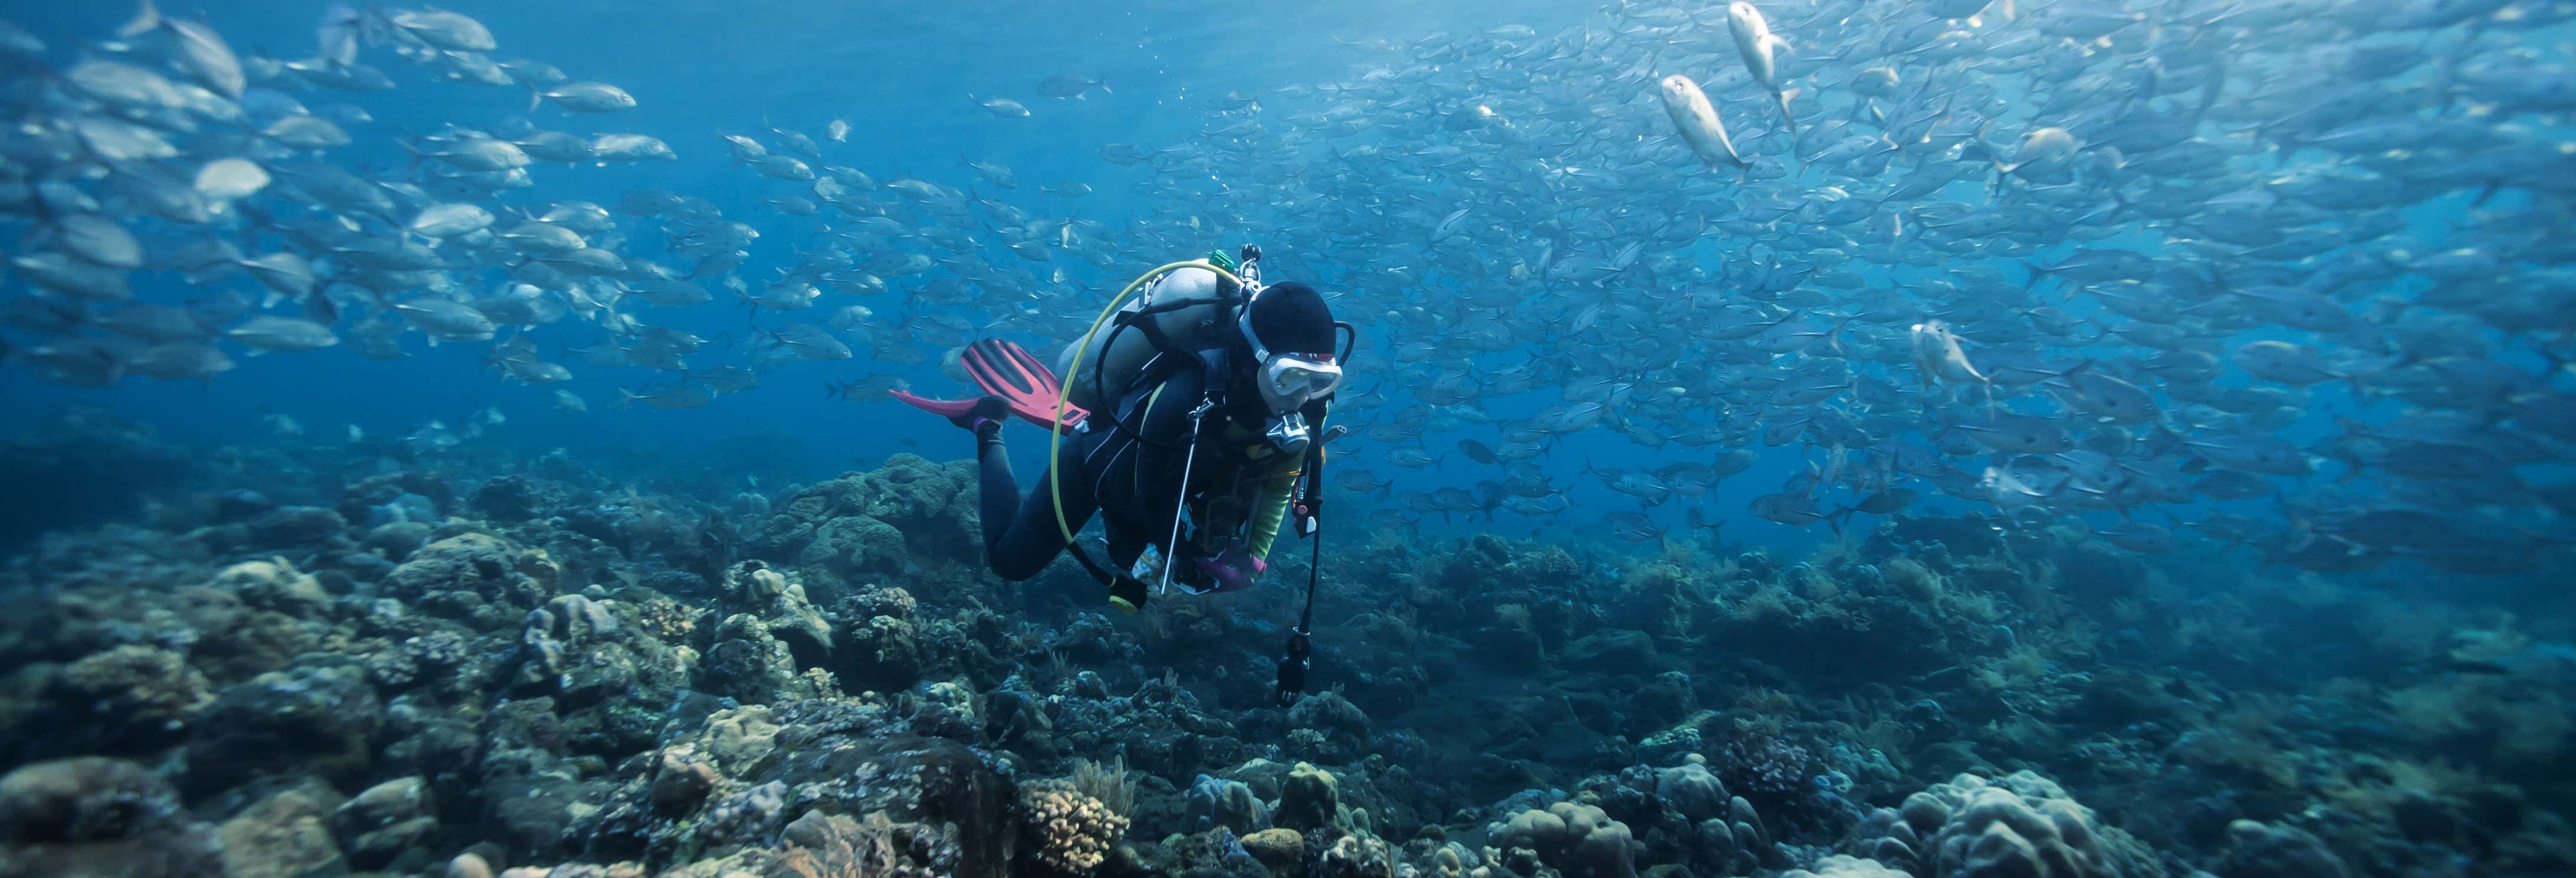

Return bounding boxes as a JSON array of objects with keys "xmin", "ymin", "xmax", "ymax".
[{"xmin": 3, "ymin": 0, "xmax": 2574, "ymax": 576}]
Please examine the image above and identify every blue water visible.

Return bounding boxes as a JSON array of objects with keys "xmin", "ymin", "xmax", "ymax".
[
  {"xmin": 6, "ymin": 4, "xmax": 2576, "ymax": 876},
  {"xmin": 5, "ymin": 0, "xmax": 1577, "ymax": 440},
  {"xmin": 3, "ymin": 0, "xmax": 1870, "ymax": 556},
  {"xmin": 3, "ymin": 2, "xmax": 2572, "ymax": 563}
]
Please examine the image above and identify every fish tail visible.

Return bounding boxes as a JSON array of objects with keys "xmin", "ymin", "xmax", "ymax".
[
  {"xmin": 118, "ymin": 0, "xmax": 162, "ymax": 38},
  {"xmin": 2195, "ymin": 54, "xmax": 2227, "ymax": 117},
  {"xmin": 2019, "ymin": 259, "xmax": 2052, "ymax": 292},
  {"xmin": 2102, "ymin": 186, "xmax": 2137, "ymax": 223},
  {"xmin": 2342, "ymin": 373, "xmax": 2378, "ymax": 408}
]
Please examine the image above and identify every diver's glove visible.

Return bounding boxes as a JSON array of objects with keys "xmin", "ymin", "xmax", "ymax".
[
  {"xmin": 1192, "ymin": 541, "xmax": 1266, "ymax": 592},
  {"xmin": 951, "ymin": 395, "xmax": 1011, "ymax": 434}
]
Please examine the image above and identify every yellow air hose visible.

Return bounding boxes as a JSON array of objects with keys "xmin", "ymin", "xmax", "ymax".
[{"xmin": 1049, "ymin": 261, "xmax": 1245, "ymax": 555}]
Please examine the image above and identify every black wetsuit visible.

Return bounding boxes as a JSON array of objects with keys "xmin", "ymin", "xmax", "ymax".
[{"xmin": 977, "ymin": 357, "xmax": 1316, "ymax": 584}]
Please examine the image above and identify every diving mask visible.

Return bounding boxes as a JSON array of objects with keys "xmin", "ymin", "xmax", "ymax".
[{"xmin": 1257, "ymin": 354, "xmax": 1342, "ymax": 410}]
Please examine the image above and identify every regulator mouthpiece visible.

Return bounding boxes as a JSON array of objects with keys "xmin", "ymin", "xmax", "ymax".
[{"xmin": 1266, "ymin": 411, "xmax": 1313, "ymax": 455}]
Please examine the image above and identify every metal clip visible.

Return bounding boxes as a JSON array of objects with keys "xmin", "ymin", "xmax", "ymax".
[{"xmin": 1159, "ymin": 397, "xmax": 1217, "ymax": 594}]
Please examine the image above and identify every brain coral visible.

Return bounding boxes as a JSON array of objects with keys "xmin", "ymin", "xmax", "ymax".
[
  {"xmin": 1490, "ymin": 800, "xmax": 1639, "ymax": 878},
  {"xmin": 1841, "ymin": 771, "xmax": 2165, "ymax": 878}
]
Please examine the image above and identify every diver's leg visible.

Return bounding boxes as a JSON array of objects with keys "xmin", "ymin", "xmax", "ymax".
[
  {"xmin": 980, "ymin": 429, "xmax": 1096, "ymax": 581},
  {"xmin": 975, "ymin": 425, "xmax": 1021, "ymax": 547}
]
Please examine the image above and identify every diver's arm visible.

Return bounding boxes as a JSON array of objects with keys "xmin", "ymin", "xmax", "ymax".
[
  {"xmin": 1247, "ymin": 399, "xmax": 1330, "ymax": 561},
  {"xmin": 1244, "ymin": 466, "xmax": 1301, "ymax": 561}
]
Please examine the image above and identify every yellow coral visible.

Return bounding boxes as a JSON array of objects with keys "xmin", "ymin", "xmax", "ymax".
[{"xmin": 1017, "ymin": 781, "xmax": 1126, "ymax": 874}]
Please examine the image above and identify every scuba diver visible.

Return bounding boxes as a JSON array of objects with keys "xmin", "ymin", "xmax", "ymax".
[{"xmin": 893, "ymin": 248, "xmax": 1352, "ymax": 682}]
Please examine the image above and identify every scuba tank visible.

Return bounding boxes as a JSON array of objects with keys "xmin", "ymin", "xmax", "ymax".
[{"xmin": 1056, "ymin": 259, "xmax": 1248, "ymax": 416}]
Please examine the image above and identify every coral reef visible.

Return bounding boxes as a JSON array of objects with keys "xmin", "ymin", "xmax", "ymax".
[
  {"xmin": 0, "ymin": 420, "xmax": 2568, "ymax": 878},
  {"xmin": 185, "ymin": 665, "xmax": 383, "ymax": 797},
  {"xmin": 0, "ymin": 757, "xmax": 223, "ymax": 878},
  {"xmin": 746, "ymin": 455, "xmax": 983, "ymax": 584}
]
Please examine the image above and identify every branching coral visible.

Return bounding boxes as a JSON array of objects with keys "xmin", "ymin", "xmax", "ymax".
[{"xmin": 1017, "ymin": 780, "xmax": 1128, "ymax": 875}]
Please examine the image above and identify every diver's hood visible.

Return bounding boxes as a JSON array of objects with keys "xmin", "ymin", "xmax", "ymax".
[{"xmin": 1236, "ymin": 283, "xmax": 1342, "ymax": 415}]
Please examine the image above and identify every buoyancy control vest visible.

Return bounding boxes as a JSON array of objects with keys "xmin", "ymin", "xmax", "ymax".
[{"xmin": 1087, "ymin": 344, "xmax": 1300, "ymax": 558}]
